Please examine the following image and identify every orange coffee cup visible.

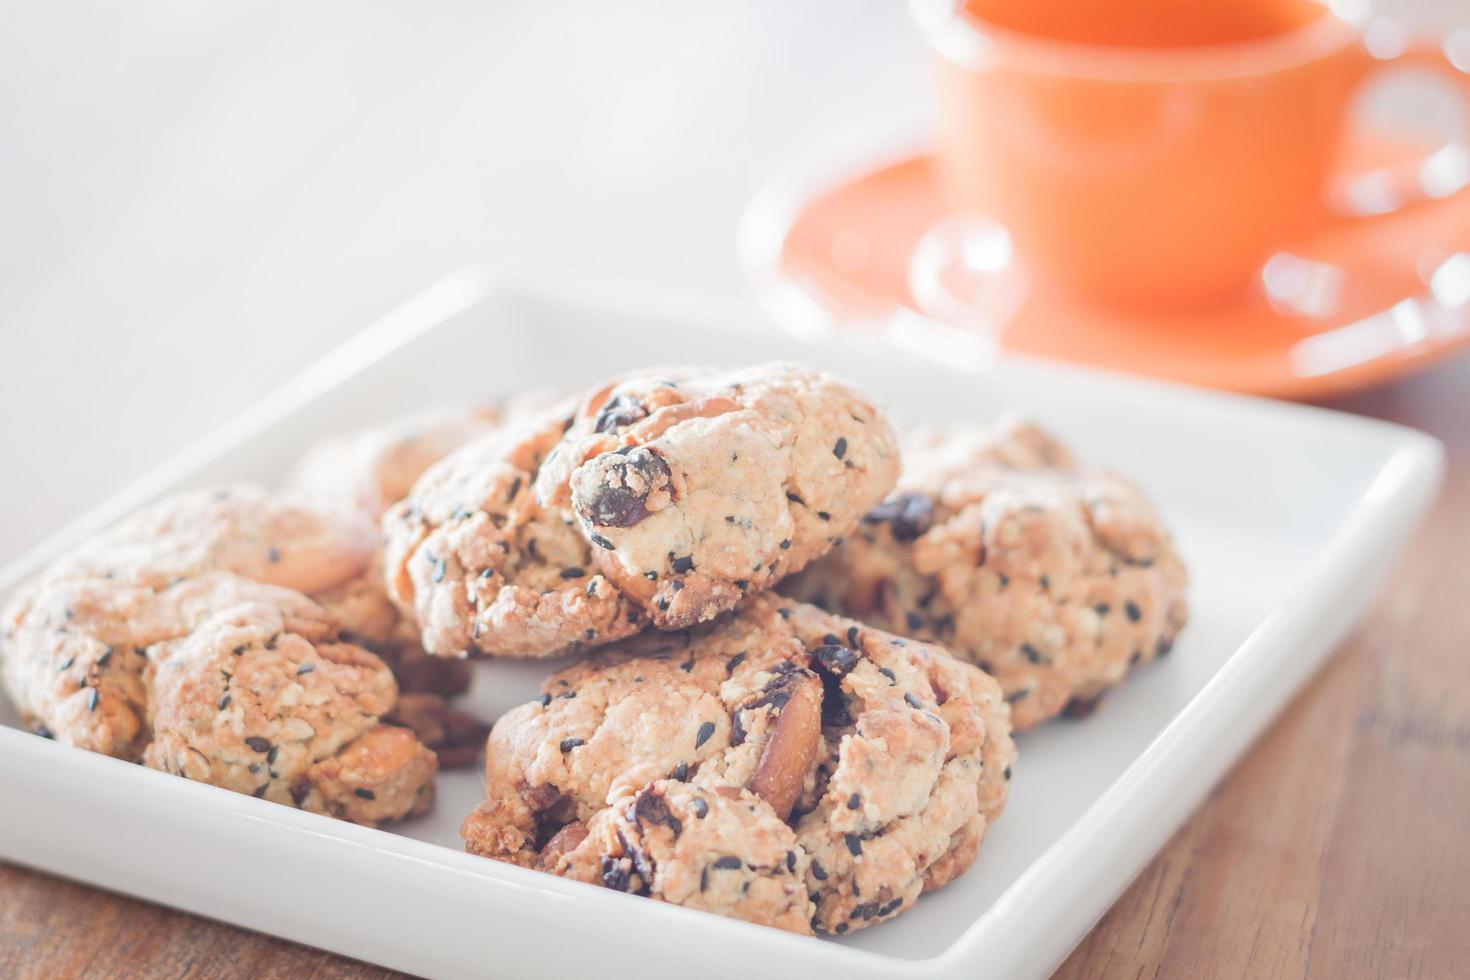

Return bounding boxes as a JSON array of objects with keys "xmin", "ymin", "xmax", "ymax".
[{"xmin": 914, "ymin": 0, "xmax": 1470, "ymax": 310}]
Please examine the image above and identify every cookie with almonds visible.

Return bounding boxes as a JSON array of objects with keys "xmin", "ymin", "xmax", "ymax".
[
  {"xmin": 144, "ymin": 582, "xmax": 436, "ymax": 825},
  {"xmin": 37, "ymin": 484, "xmax": 377, "ymax": 598},
  {"xmin": 785, "ymin": 418, "xmax": 1189, "ymax": 730},
  {"xmin": 459, "ymin": 594, "xmax": 1014, "ymax": 935},
  {"xmin": 0, "ymin": 485, "xmax": 469, "ymax": 794},
  {"xmin": 386, "ymin": 363, "xmax": 899, "ymax": 659},
  {"xmin": 290, "ymin": 404, "xmax": 510, "ymax": 521},
  {"xmin": 382, "ymin": 407, "xmax": 646, "ymax": 659}
]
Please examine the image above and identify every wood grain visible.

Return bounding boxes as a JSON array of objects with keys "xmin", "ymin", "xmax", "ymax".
[{"xmin": 3, "ymin": 357, "xmax": 1468, "ymax": 979}]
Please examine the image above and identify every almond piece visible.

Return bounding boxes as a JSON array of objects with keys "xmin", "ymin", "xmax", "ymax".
[{"xmin": 749, "ymin": 672, "xmax": 823, "ymax": 820}]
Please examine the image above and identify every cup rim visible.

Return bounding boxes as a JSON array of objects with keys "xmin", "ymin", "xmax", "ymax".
[{"xmin": 910, "ymin": 0, "xmax": 1362, "ymax": 81}]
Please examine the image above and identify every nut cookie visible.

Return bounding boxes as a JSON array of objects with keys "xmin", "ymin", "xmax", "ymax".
[
  {"xmin": 383, "ymin": 407, "xmax": 646, "ymax": 659},
  {"xmin": 289, "ymin": 404, "xmax": 512, "ymax": 520},
  {"xmin": 459, "ymin": 594, "xmax": 1013, "ymax": 934},
  {"xmin": 387, "ymin": 364, "xmax": 900, "ymax": 660},
  {"xmin": 544, "ymin": 364, "xmax": 900, "ymax": 632},
  {"xmin": 785, "ymin": 419, "xmax": 1189, "ymax": 730},
  {"xmin": 144, "ymin": 584, "xmax": 436, "ymax": 825},
  {"xmin": 40, "ymin": 485, "xmax": 375, "ymax": 597}
]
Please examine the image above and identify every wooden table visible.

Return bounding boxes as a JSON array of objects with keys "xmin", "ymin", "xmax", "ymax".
[{"xmin": 3, "ymin": 356, "xmax": 1466, "ymax": 978}]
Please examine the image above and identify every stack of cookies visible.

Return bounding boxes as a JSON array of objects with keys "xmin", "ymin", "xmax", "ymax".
[{"xmin": 0, "ymin": 361, "xmax": 1187, "ymax": 938}]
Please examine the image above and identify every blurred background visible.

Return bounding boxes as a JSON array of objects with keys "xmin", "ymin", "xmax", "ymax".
[{"xmin": 0, "ymin": 0, "xmax": 1464, "ymax": 560}]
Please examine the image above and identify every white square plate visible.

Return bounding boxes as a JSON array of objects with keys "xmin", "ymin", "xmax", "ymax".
[{"xmin": 0, "ymin": 270, "xmax": 1443, "ymax": 979}]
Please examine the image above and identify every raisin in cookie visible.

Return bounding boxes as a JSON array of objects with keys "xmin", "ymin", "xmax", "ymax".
[
  {"xmin": 386, "ymin": 364, "xmax": 899, "ymax": 659},
  {"xmin": 459, "ymin": 594, "xmax": 1013, "ymax": 934},
  {"xmin": 144, "ymin": 579, "xmax": 436, "ymax": 825},
  {"xmin": 785, "ymin": 419, "xmax": 1189, "ymax": 730}
]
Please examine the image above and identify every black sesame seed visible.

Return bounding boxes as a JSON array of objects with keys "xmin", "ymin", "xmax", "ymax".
[
  {"xmin": 644, "ymin": 571, "xmax": 658, "ymax": 581},
  {"xmin": 904, "ymin": 693, "xmax": 923, "ymax": 709},
  {"xmin": 727, "ymin": 651, "xmax": 747, "ymax": 674},
  {"xmin": 786, "ymin": 491, "xmax": 805, "ymax": 505},
  {"xmin": 692, "ymin": 797, "xmax": 709, "ymax": 818},
  {"xmin": 879, "ymin": 667, "xmax": 897, "ymax": 685},
  {"xmin": 584, "ymin": 628, "xmax": 596, "ymax": 641},
  {"xmin": 833, "ymin": 437, "xmax": 847, "ymax": 460},
  {"xmin": 998, "ymin": 573, "xmax": 1010, "ymax": 590},
  {"xmin": 560, "ymin": 567, "xmax": 585, "ymax": 579},
  {"xmin": 559, "ymin": 690, "xmax": 577, "ymax": 699},
  {"xmin": 354, "ymin": 788, "xmax": 376, "ymax": 800},
  {"xmin": 1004, "ymin": 765, "xmax": 1013, "ymax": 781},
  {"xmin": 85, "ymin": 688, "xmax": 99, "ymax": 712},
  {"xmin": 695, "ymin": 721, "xmax": 716, "ymax": 749},
  {"xmin": 296, "ymin": 663, "xmax": 316, "ymax": 675},
  {"xmin": 431, "ymin": 556, "xmax": 446, "ymax": 583},
  {"xmin": 58, "ymin": 656, "xmax": 74, "ymax": 672},
  {"xmin": 713, "ymin": 855, "xmax": 742, "ymax": 870},
  {"xmin": 905, "ymin": 610, "xmax": 923, "ymax": 632},
  {"xmin": 786, "ymin": 850, "xmax": 797, "ymax": 872},
  {"xmin": 291, "ymin": 782, "xmax": 310, "ymax": 805},
  {"xmin": 835, "ymin": 923, "xmax": 848, "ymax": 935},
  {"xmin": 232, "ymin": 644, "xmax": 246, "ymax": 656},
  {"xmin": 671, "ymin": 554, "xmax": 695, "ymax": 574},
  {"xmin": 1125, "ymin": 600, "xmax": 1142, "ymax": 622},
  {"xmin": 1020, "ymin": 643, "xmax": 1046, "ymax": 664},
  {"xmin": 590, "ymin": 533, "xmax": 615, "ymax": 550},
  {"xmin": 673, "ymin": 761, "xmax": 689, "ymax": 781},
  {"xmin": 845, "ymin": 834, "xmax": 863, "ymax": 856},
  {"xmin": 538, "ymin": 693, "xmax": 551, "ymax": 707},
  {"xmin": 96, "ymin": 647, "xmax": 113, "ymax": 667},
  {"xmin": 1007, "ymin": 689, "xmax": 1031, "ymax": 703},
  {"xmin": 1156, "ymin": 637, "xmax": 1174, "ymax": 658},
  {"xmin": 218, "ymin": 694, "xmax": 232, "ymax": 710},
  {"xmin": 817, "ymin": 511, "xmax": 831, "ymax": 521},
  {"xmin": 1094, "ymin": 603, "xmax": 1111, "ymax": 615},
  {"xmin": 267, "ymin": 547, "xmax": 281, "ymax": 563},
  {"xmin": 778, "ymin": 539, "xmax": 791, "ymax": 551},
  {"xmin": 252, "ymin": 784, "xmax": 269, "ymax": 798},
  {"xmin": 267, "ymin": 745, "xmax": 279, "ymax": 764},
  {"xmin": 657, "ymin": 597, "xmax": 670, "ymax": 612},
  {"xmin": 244, "ymin": 736, "xmax": 272, "ymax": 753},
  {"xmin": 1039, "ymin": 574, "xmax": 1050, "ymax": 591},
  {"xmin": 847, "ymin": 793, "xmax": 861, "ymax": 810},
  {"xmin": 671, "ymin": 580, "xmax": 684, "ymax": 593},
  {"xmin": 559, "ymin": 737, "xmax": 584, "ymax": 752},
  {"xmin": 811, "ymin": 860, "xmax": 828, "ymax": 881}
]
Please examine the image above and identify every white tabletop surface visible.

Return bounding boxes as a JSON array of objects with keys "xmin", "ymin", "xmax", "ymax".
[{"xmin": 0, "ymin": 0, "xmax": 1462, "ymax": 561}]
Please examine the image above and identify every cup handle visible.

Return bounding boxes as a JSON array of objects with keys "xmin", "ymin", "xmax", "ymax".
[{"xmin": 1329, "ymin": 22, "xmax": 1470, "ymax": 218}]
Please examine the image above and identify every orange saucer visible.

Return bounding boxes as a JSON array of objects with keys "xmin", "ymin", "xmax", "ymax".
[{"xmin": 739, "ymin": 136, "xmax": 1470, "ymax": 399}]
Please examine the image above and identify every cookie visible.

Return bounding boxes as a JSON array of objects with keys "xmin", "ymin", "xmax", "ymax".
[
  {"xmin": 289, "ymin": 404, "xmax": 511, "ymax": 520},
  {"xmin": 785, "ymin": 418, "xmax": 1189, "ymax": 730},
  {"xmin": 0, "ymin": 487, "xmax": 447, "ymax": 821},
  {"xmin": 383, "ymin": 407, "xmax": 645, "ymax": 659},
  {"xmin": 386, "ymin": 363, "xmax": 900, "ymax": 659},
  {"xmin": 143, "ymin": 580, "xmax": 437, "ymax": 825},
  {"xmin": 459, "ymin": 594, "xmax": 1013, "ymax": 934},
  {"xmin": 40, "ymin": 485, "xmax": 376, "ymax": 597}
]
